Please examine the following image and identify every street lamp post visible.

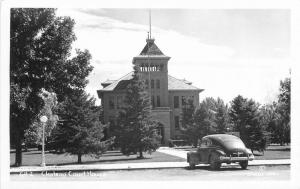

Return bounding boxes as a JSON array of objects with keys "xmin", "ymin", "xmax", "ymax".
[{"xmin": 40, "ymin": 115, "xmax": 48, "ymax": 167}]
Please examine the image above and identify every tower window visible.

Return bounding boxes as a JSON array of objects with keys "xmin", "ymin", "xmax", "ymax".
[
  {"xmin": 157, "ymin": 96, "xmax": 160, "ymax": 107},
  {"xmin": 156, "ymin": 79, "xmax": 160, "ymax": 89},
  {"xmin": 145, "ymin": 80, "xmax": 149, "ymax": 89},
  {"xmin": 160, "ymin": 65, "xmax": 164, "ymax": 71},
  {"xmin": 174, "ymin": 96, "xmax": 179, "ymax": 108},
  {"xmin": 151, "ymin": 79, "xmax": 154, "ymax": 89}
]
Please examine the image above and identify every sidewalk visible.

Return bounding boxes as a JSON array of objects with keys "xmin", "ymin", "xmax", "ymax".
[{"xmin": 10, "ymin": 147, "xmax": 290, "ymax": 174}]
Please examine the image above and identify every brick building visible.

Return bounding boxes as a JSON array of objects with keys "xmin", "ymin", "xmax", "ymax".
[{"xmin": 97, "ymin": 37, "xmax": 204, "ymax": 144}]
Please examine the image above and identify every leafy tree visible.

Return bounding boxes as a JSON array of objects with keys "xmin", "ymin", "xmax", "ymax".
[
  {"xmin": 259, "ymin": 103, "xmax": 276, "ymax": 145},
  {"xmin": 53, "ymin": 91, "xmax": 114, "ymax": 163},
  {"xmin": 229, "ymin": 95, "xmax": 267, "ymax": 152},
  {"xmin": 181, "ymin": 97, "xmax": 219, "ymax": 147},
  {"xmin": 24, "ymin": 88, "xmax": 59, "ymax": 146},
  {"xmin": 181, "ymin": 98, "xmax": 195, "ymax": 129},
  {"xmin": 263, "ymin": 78, "xmax": 290, "ymax": 145},
  {"xmin": 115, "ymin": 66, "xmax": 161, "ymax": 158},
  {"xmin": 181, "ymin": 98, "xmax": 197, "ymax": 146},
  {"xmin": 10, "ymin": 8, "xmax": 92, "ymax": 166},
  {"xmin": 193, "ymin": 99, "xmax": 218, "ymax": 141},
  {"xmin": 277, "ymin": 78, "xmax": 290, "ymax": 144}
]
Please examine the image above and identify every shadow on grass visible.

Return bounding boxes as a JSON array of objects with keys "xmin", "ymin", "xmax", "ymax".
[
  {"xmin": 267, "ymin": 148, "xmax": 290, "ymax": 152},
  {"xmin": 24, "ymin": 151, "xmax": 53, "ymax": 155},
  {"xmin": 184, "ymin": 165, "xmax": 244, "ymax": 172},
  {"xmin": 48, "ymin": 156, "xmax": 152, "ymax": 166}
]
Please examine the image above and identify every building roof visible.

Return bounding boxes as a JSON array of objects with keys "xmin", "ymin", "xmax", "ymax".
[
  {"xmin": 97, "ymin": 72, "xmax": 204, "ymax": 94},
  {"xmin": 168, "ymin": 75, "xmax": 201, "ymax": 91},
  {"xmin": 139, "ymin": 39, "xmax": 164, "ymax": 56},
  {"xmin": 101, "ymin": 79, "xmax": 117, "ymax": 85}
]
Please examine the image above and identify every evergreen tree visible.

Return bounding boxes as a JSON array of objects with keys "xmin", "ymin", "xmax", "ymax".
[
  {"xmin": 54, "ymin": 91, "xmax": 114, "ymax": 163},
  {"xmin": 10, "ymin": 8, "xmax": 93, "ymax": 166},
  {"xmin": 214, "ymin": 98, "xmax": 231, "ymax": 133},
  {"xmin": 115, "ymin": 66, "xmax": 161, "ymax": 158},
  {"xmin": 229, "ymin": 95, "xmax": 267, "ymax": 152}
]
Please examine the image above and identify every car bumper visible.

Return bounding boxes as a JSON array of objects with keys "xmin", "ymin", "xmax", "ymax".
[{"xmin": 219, "ymin": 156, "xmax": 254, "ymax": 162}]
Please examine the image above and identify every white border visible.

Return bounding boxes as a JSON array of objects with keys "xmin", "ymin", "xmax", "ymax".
[{"xmin": 1, "ymin": 0, "xmax": 300, "ymax": 189}]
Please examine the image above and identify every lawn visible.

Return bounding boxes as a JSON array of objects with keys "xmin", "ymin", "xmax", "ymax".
[
  {"xmin": 252, "ymin": 145, "xmax": 290, "ymax": 160},
  {"xmin": 10, "ymin": 149, "xmax": 185, "ymax": 167},
  {"xmin": 176, "ymin": 144, "xmax": 290, "ymax": 160}
]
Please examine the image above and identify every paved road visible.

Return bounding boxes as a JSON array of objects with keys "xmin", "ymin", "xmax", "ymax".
[{"xmin": 11, "ymin": 165, "xmax": 290, "ymax": 181}]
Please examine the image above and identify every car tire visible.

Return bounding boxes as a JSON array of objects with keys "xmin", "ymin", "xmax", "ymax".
[
  {"xmin": 189, "ymin": 163, "xmax": 196, "ymax": 169},
  {"xmin": 209, "ymin": 152, "xmax": 221, "ymax": 170},
  {"xmin": 240, "ymin": 161, "xmax": 248, "ymax": 169}
]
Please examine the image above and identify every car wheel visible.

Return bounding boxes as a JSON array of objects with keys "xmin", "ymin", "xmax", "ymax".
[
  {"xmin": 240, "ymin": 161, "xmax": 248, "ymax": 169},
  {"xmin": 189, "ymin": 163, "xmax": 196, "ymax": 169},
  {"xmin": 209, "ymin": 152, "xmax": 221, "ymax": 170}
]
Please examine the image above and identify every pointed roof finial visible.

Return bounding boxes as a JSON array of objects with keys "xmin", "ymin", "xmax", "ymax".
[{"xmin": 149, "ymin": 9, "xmax": 152, "ymax": 39}]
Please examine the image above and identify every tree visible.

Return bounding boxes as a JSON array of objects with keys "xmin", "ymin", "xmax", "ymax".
[
  {"xmin": 10, "ymin": 8, "xmax": 93, "ymax": 166},
  {"xmin": 181, "ymin": 97, "xmax": 219, "ymax": 147},
  {"xmin": 213, "ymin": 98, "xmax": 231, "ymax": 133},
  {"xmin": 229, "ymin": 95, "xmax": 268, "ymax": 152},
  {"xmin": 24, "ymin": 88, "xmax": 59, "ymax": 147},
  {"xmin": 53, "ymin": 91, "xmax": 114, "ymax": 163},
  {"xmin": 263, "ymin": 78, "xmax": 290, "ymax": 145},
  {"xmin": 115, "ymin": 66, "xmax": 161, "ymax": 158},
  {"xmin": 277, "ymin": 78, "xmax": 290, "ymax": 144},
  {"xmin": 180, "ymin": 98, "xmax": 197, "ymax": 146}
]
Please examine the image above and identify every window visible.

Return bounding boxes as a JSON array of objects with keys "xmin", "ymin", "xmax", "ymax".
[
  {"xmin": 160, "ymin": 65, "xmax": 164, "ymax": 71},
  {"xmin": 156, "ymin": 79, "xmax": 160, "ymax": 89},
  {"xmin": 175, "ymin": 116, "xmax": 180, "ymax": 129},
  {"xmin": 116, "ymin": 96, "xmax": 123, "ymax": 109},
  {"xmin": 109, "ymin": 96, "xmax": 115, "ymax": 109},
  {"xmin": 201, "ymin": 139, "xmax": 212, "ymax": 147},
  {"xmin": 174, "ymin": 96, "xmax": 179, "ymax": 108},
  {"xmin": 151, "ymin": 95, "xmax": 155, "ymax": 108},
  {"xmin": 151, "ymin": 79, "xmax": 154, "ymax": 89},
  {"xmin": 108, "ymin": 116, "xmax": 115, "ymax": 126},
  {"xmin": 145, "ymin": 80, "xmax": 149, "ymax": 89},
  {"xmin": 157, "ymin": 96, "xmax": 160, "ymax": 107},
  {"xmin": 182, "ymin": 96, "xmax": 187, "ymax": 106}
]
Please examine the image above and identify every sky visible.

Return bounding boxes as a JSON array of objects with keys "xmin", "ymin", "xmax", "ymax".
[{"xmin": 56, "ymin": 8, "xmax": 291, "ymax": 105}]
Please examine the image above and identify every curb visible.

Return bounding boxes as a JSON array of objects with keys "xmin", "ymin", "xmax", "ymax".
[{"xmin": 10, "ymin": 161, "xmax": 290, "ymax": 174}]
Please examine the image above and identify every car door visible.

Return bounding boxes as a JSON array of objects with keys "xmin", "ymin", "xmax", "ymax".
[{"xmin": 197, "ymin": 138, "xmax": 211, "ymax": 163}]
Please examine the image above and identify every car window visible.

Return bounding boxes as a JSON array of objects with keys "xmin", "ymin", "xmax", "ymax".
[
  {"xmin": 211, "ymin": 140, "xmax": 222, "ymax": 148},
  {"xmin": 200, "ymin": 138, "xmax": 212, "ymax": 147}
]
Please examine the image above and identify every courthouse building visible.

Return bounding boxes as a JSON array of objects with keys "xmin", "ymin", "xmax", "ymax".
[{"xmin": 97, "ymin": 37, "xmax": 204, "ymax": 144}]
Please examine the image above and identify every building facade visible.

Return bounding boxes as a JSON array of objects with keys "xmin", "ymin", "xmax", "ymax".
[{"xmin": 97, "ymin": 37, "xmax": 204, "ymax": 145}]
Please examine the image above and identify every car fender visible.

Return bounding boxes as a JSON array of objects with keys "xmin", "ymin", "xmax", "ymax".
[
  {"xmin": 214, "ymin": 149, "xmax": 226, "ymax": 156},
  {"xmin": 187, "ymin": 151, "xmax": 200, "ymax": 164}
]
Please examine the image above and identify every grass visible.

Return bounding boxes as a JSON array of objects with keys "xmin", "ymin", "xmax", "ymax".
[
  {"xmin": 10, "ymin": 145, "xmax": 290, "ymax": 167},
  {"xmin": 10, "ymin": 149, "xmax": 186, "ymax": 167},
  {"xmin": 252, "ymin": 145, "xmax": 290, "ymax": 160},
  {"xmin": 177, "ymin": 144, "xmax": 290, "ymax": 160}
]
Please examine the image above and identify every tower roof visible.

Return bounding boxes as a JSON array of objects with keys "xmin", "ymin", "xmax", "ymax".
[{"xmin": 139, "ymin": 38, "xmax": 164, "ymax": 56}]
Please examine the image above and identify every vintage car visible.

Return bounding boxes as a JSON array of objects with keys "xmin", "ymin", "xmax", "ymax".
[{"xmin": 187, "ymin": 134, "xmax": 254, "ymax": 170}]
